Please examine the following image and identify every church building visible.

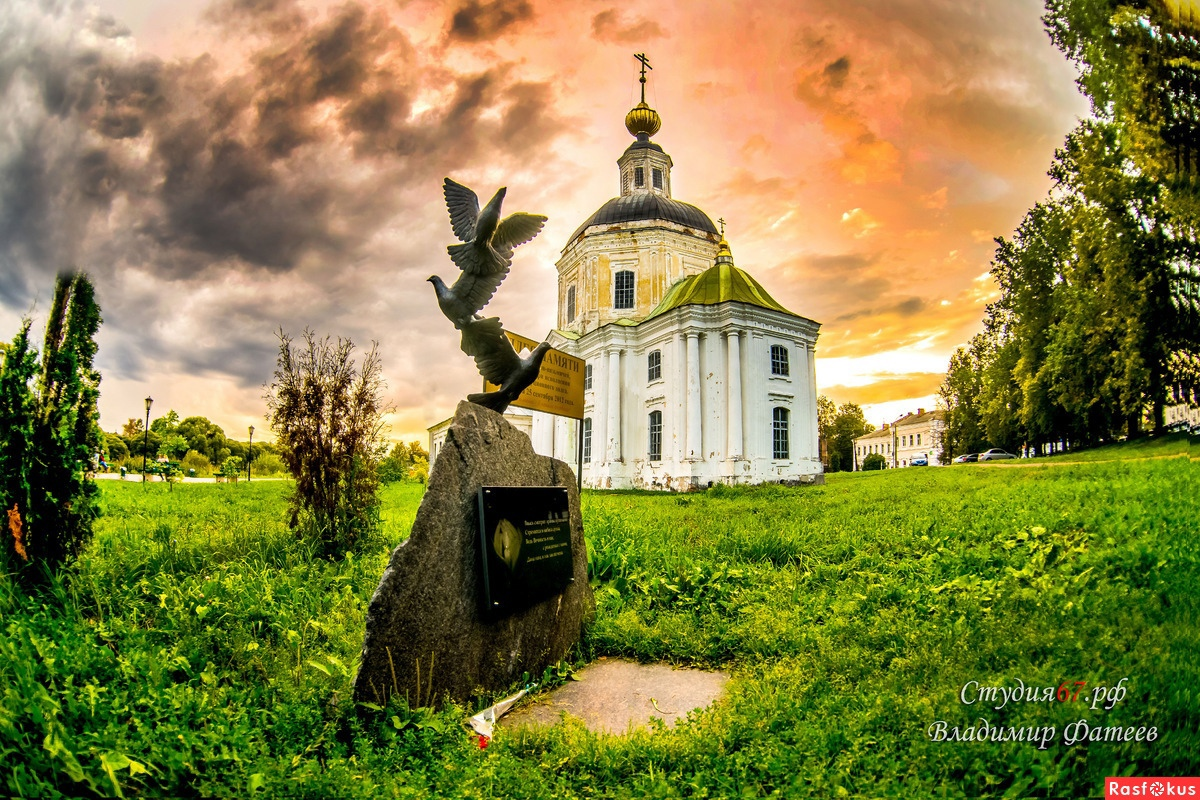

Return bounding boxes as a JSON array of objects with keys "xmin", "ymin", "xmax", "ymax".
[{"xmin": 533, "ymin": 63, "xmax": 824, "ymax": 490}]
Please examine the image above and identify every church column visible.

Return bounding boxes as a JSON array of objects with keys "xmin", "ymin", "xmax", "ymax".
[
  {"xmin": 686, "ymin": 332, "xmax": 701, "ymax": 460},
  {"xmin": 671, "ymin": 332, "xmax": 686, "ymax": 463},
  {"xmin": 794, "ymin": 345, "xmax": 813, "ymax": 460},
  {"xmin": 807, "ymin": 343, "xmax": 820, "ymax": 463},
  {"xmin": 727, "ymin": 331, "xmax": 743, "ymax": 459},
  {"xmin": 607, "ymin": 348, "xmax": 622, "ymax": 462}
]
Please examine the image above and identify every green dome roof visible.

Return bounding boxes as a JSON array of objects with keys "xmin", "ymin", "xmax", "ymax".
[{"xmin": 646, "ymin": 239, "xmax": 796, "ymax": 319}]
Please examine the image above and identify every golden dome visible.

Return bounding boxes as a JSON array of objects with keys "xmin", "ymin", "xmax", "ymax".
[{"xmin": 625, "ymin": 101, "xmax": 662, "ymax": 137}]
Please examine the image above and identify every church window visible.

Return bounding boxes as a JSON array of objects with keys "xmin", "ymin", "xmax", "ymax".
[
  {"xmin": 772, "ymin": 408, "xmax": 790, "ymax": 460},
  {"xmin": 634, "ymin": 167, "xmax": 645, "ymax": 188},
  {"xmin": 652, "ymin": 168, "xmax": 663, "ymax": 189},
  {"xmin": 615, "ymin": 270, "xmax": 635, "ymax": 310},
  {"xmin": 770, "ymin": 345, "xmax": 789, "ymax": 376},
  {"xmin": 582, "ymin": 418, "xmax": 592, "ymax": 463},
  {"xmin": 648, "ymin": 411, "xmax": 662, "ymax": 461},
  {"xmin": 648, "ymin": 350, "xmax": 661, "ymax": 382},
  {"xmin": 566, "ymin": 286, "xmax": 576, "ymax": 322},
  {"xmin": 584, "ymin": 364, "xmax": 593, "ymax": 391}
]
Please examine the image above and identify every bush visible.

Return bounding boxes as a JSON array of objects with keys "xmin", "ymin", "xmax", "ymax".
[
  {"xmin": 862, "ymin": 453, "xmax": 887, "ymax": 471},
  {"xmin": 181, "ymin": 449, "xmax": 212, "ymax": 476},
  {"xmin": 266, "ymin": 329, "xmax": 387, "ymax": 556},
  {"xmin": 0, "ymin": 273, "xmax": 102, "ymax": 581},
  {"xmin": 220, "ymin": 456, "xmax": 243, "ymax": 480},
  {"xmin": 249, "ymin": 452, "xmax": 286, "ymax": 477}
]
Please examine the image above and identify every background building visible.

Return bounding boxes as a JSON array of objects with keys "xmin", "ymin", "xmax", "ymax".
[{"xmin": 853, "ymin": 409, "xmax": 946, "ymax": 470}]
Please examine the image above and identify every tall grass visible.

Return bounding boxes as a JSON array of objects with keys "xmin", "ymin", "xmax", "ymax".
[{"xmin": 0, "ymin": 447, "xmax": 1195, "ymax": 797}]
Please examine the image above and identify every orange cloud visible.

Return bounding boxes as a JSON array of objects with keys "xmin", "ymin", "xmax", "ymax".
[{"xmin": 821, "ymin": 372, "xmax": 945, "ymax": 406}]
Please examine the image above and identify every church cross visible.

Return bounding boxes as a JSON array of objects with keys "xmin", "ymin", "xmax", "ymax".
[
  {"xmin": 634, "ymin": 53, "xmax": 652, "ymax": 103},
  {"xmin": 718, "ymin": 218, "xmax": 726, "ymax": 237}
]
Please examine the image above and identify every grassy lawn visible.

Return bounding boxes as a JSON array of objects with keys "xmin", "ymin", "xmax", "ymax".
[{"xmin": 1, "ymin": 443, "xmax": 1196, "ymax": 797}]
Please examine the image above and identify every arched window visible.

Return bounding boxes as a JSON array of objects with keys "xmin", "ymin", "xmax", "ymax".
[
  {"xmin": 648, "ymin": 411, "xmax": 662, "ymax": 461},
  {"xmin": 772, "ymin": 407, "xmax": 789, "ymax": 459},
  {"xmin": 647, "ymin": 350, "xmax": 661, "ymax": 382},
  {"xmin": 566, "ymin": 286, "xmax": 576, "ymax": 323},
  {"xmin": 770, "ymin": 345, "xmax": 789, "ymax": 376},
  {"xmin": 614, "ymin": 271, "xmax": 635, "ymax": 310},
  {"xmin": 582, "ymin": 418, "xmax": 592, "ymax": 463}
]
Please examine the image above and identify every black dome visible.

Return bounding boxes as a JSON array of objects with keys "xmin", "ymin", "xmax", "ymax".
[{"xmin": 567, "ymin": 194, "xmax": 718, "ymax": 246}]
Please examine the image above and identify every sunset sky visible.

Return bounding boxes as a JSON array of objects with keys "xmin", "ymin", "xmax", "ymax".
[{"xmin": 0, "ymin": 0, "xmax": 1090, "ymax": 444}]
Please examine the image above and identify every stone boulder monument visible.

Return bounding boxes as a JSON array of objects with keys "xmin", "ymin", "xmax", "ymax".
[{"xmin": 353, "ymin": 180, "xmax": 593, "ymax": 706}]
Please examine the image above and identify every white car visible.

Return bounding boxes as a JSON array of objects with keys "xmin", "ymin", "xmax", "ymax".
[{"xmin": 978, "ymin": 448, "xmax": 1016, "ymax": 461}]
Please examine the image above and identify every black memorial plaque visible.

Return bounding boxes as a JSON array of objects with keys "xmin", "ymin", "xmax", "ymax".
[{"xmin": 477, "ymin": 486, "xmax": 574, "ymax": 619}]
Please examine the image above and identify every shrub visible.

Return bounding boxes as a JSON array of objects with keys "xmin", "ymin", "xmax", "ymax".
[
  {"xmin": 862, "ymin": 453, "xmax": 887, "ymax": 471},
  {"xmin": 249, "ymin": 451, "xmax": 286, "ymax": 476},
  {"xmin": 181, "ymin": 449, "xmax": 212, "ymax": 476},
  {"xmin": 220, "ymin": 456, "xmax": 243, "ymax": 480},
  {"xmin": 0, "ymin": 273, "xmax": 102, "ymax": 581},
  {"xmin": 265, "ymin": 329, "xmax": 387, "ymax": 556}
]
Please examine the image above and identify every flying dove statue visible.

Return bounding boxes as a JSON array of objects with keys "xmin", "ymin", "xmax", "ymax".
[
  {"xmin": 428, "ymin": 178, "xmax": 547, "ymax": 329},
  {"xmin": 461, "ymin": 316, "xmax": 552, "ymax": 415}
]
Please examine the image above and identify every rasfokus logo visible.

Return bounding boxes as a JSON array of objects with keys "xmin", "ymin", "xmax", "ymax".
[{"xmin": 1106, "ymin": 778, "xmax": 1200, "ymax": 798}]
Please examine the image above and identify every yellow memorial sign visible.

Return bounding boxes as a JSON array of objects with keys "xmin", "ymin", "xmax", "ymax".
[{"xmin": 484, "ymin": 330, "xmax": 585, "ymax": 420}]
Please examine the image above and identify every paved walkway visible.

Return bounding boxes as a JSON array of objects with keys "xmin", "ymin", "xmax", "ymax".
[
  {"xmin": 93, "ymin": 473, "xmax": 287, "ymax": 483},
  {"xmin": 502, "ymin": 659, "xmax": 728, "ymax": 735}
]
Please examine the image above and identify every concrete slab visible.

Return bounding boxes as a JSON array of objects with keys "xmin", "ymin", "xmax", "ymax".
[{"xmin": 502, "ymin": 658, "xmax": 729, "ymax": 735}]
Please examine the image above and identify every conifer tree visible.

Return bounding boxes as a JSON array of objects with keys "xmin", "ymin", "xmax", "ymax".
[{"xmin": 0, "ymin": 273, "xmax": 103, "ymax": 580}]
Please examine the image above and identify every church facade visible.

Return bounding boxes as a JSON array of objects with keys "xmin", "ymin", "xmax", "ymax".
[{"xmin": 528, "ymin": 74, "xmax": 823, "ymax": 490}]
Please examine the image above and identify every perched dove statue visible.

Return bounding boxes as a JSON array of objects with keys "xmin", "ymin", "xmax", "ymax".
[
  {"xmin": 460, "ymin": 317, "xmax": 553, "ymax": 415},
  {"xmin": 428, "ymin": 178, "xmax": 547, "ymax": 329}
]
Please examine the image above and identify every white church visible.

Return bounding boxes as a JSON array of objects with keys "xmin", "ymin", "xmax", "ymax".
[{"xmin": 432, "ymin": 66, "xmax": 823, "ymax": 490}]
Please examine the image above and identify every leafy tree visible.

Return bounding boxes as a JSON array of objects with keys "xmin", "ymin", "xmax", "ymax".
[
  {"xmin": 266, "ymin": 329, "xmax": 387, "ymax": 556},
  {"xmin": 150, "ymin": 409, "xmax": 180, "ymax": 435},
  {"xmin": 862, "ymin": 453, "xmax": 886, "ymax": 471},
  {"xmin": 379, "ymin": 441, "xmax": 431, "ymax": 483},
  {"xmin": 160, "ymin": 433, "xmax": 190, "ymax": 461},
  {"xmin": 939, "ymin": 340, "xmax": 989, "ymax": 460},
  {"xmin": 816, "ymin": 395, "xmax": 837, "ymax": 467},
  {"xmin": 0, "ymin": 273, "xmax": 102, "ymax": 580},
  {"xmin": 940, "ymin": 1, "xmax": 1199, "ymax": 453},
  {"xmin": 104, "ymin": 433, "xmax": 129, "ymax": 463},
  {"xmin": 125, "ymin": 429, "xmax": 162, "ymax": 460},
  {"xmin": 826, "ymin": 402, "xmax": 873, "ymax": 472},
  {"xmin": 176, "ymin": 416, "xmax": 230, "ymax": 465},
  {"xmin": 122, "ymin": 418, "xmax": 144, "ymax": 438}
]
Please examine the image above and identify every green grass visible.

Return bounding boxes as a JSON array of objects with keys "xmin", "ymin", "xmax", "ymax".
[{"xmin": 1, "ymin": 444, "xmax": 1197, "ymax": 798}]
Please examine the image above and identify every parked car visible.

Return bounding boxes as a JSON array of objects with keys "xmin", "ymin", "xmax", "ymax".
[
  {"xmin": 978, "ymin": 448, "xmax": 1016, "ymax": 461},
  {"xmin": 911, "ymin": 454, "xmax": 929, "ymax": 466},
  {"xmin": 952, "ymin": 453, "xmax": 978, "ymax": 463}
]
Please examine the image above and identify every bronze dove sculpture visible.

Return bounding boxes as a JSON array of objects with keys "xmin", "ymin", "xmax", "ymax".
[
  {"xmin": 461, "ymin": 317, "xmax": 552, "ymax": 414},
  {"xmin": 429, "ymin": 178, "xmax": 547, "ymax": 329}
]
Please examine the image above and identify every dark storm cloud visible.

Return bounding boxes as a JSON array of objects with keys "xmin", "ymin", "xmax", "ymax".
[
  {"xmin": 591, "ymin": 10, "xmax": 666, "ymax": 44},
  {"xmin": 822, "ymin": 56, "xmax": 850, "ymax": 89},
  {"xmin": 0, "ymin": 0, "xmax": 567, "ymax": 390},
  {"xmin": 447, "ymin": 0, "xmax": 534, "ymax": 43}
]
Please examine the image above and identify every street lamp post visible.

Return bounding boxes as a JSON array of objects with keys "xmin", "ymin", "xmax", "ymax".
[
  {"xmin": 247, "ymin": 425, "xmax": 254, "ymax": 482},
  {"xmin": 142, "ymin": 396, "xmax": 152, "ymax": 483}
]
